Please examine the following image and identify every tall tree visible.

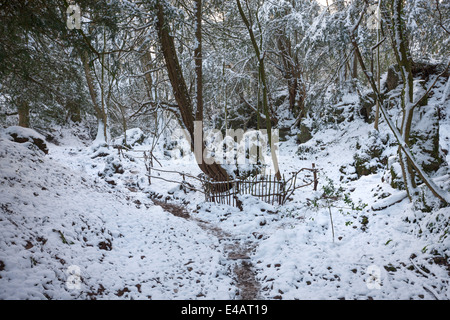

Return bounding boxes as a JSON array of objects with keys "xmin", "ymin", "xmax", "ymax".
[
  {"xmin": 391, "ymin": 0, "xmax": 416, "ymax": 198},
  {"xmin": 154, "ymin": 0, "xmax": 230, "ymax": 181},
  {"xmin": 195, "ymin": 0, "xmax": 203, "ymax": 123},
  {"xmin": 0, "ymin": 0, "xmax": 87, "ymax": 128},
  {"xmin": 236, "ymin": 0, "xmax": 281, "ymax": 180}
]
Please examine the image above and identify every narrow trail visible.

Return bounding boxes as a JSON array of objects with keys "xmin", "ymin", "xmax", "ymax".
[{"xmin": 151, "ymin": 199, "xmax": 261, "ymax": 300}]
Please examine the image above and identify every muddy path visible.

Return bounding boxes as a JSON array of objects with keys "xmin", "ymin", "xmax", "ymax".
[{"xmin": 152, "ymin": 199, "xmax": 260, "ymax": 300}]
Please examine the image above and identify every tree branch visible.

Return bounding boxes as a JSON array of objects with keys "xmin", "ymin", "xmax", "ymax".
[{"xmin": 348, "ymin": 6, "xmax": 450, "ymax": 204}]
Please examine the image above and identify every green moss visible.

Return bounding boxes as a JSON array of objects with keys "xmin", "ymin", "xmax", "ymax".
[
  {"xmin": 389, "ymin": 166, "xmax": 404, "ymax": 190},
  {"xmin": 353, "ymin": 154, "xmax": 378, "ymax": 177}
]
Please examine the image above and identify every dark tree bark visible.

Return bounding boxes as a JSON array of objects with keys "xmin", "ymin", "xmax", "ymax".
[
  {"xmin": 391, "ymin": 0, "xmax": 416, "ymax": 196},
  {"xmin": 277, "ymin": 35, "xmax": 305, "ymax": 119},
  {"xmin": 155, "ymin": 0, "xmax": 229, "ymax": 182},
  {"xmin": 17, "ymin": 100, "xmax": 30, "ymax": 128},
  {"xmin": 195, "ymin": 0, "xmax": 203, "ymax": 123},
  {"xmin": 81, "ymin": 50, "xmax": 108, "ymax": 141},
  {"xmin": 236, "ymin": 0, "xmax": 281, "ymax": 180}
]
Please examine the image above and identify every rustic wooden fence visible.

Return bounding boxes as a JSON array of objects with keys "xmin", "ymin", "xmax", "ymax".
[
  {"xmin": 112, "ymin": 145, "xmax": 318, "ymax": 207},
  {"xmin": 146, "ymin": 164, "xmax": 318, "ymax": 208},
  {"xmin": 202, "ymin": 165, "xmax": 318, "ymax": 207}
]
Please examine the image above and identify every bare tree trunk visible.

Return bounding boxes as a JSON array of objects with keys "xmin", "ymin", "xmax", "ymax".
[
  {"xmin": 100, "ymin": 41, "xmax": 108, "ymax": 143},
  {"xmin": 140, "ymin": 50, "xmax": 155, "ymax": 100},
  {"xmin": 195, "ymin": 0, "xmax": 203, "ymax": 123},
  {"xmin": 277, "ymin": 35, "xmax": 305, "ymax": 119},
  {"xmin": 391, "ymin": 0, "xmax": 416, "ymax": 198},
  {"xmin": 81, "ymin": 50, "xmax": 108, "ymax": 143},
  {"xmin": 81, "ymin": 51, "xmax": 100, "ymax": 117},
  {"xmin": 374, "ymin": 37, "xmax": 380, "ymax": 130},
  {"xmin": 373, "ymin": 0, "xmax": 382, "ymax": 131},
  {"xmin": 236, "ymin": 0, "xmax": 281, "ymax": 180},
  {"xmin": 155, "ymin": 1, "xmax": 194, "ymax": 137},
  {"xmin": 17, "ymin": 100, "xmax": 30, "ymax": 128},
  {"xmin": 155, "ymin": 0, "xmax": 229, "ymax": 182},
  {"xmin": 352, "ymin": 51, "xmax": 358, "ymax": 80}
]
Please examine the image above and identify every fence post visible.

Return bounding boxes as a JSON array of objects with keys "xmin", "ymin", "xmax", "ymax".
[
  {"xmin": 144, "ymin": 151, "xmax": 151, "ymax": 185},
  {"xmin": 312, "ymin": 163, "xmax": 318, "ymax": 191},
  {"xmin": 149, "ymin": 151, "xmax": 154, "ymax": 185},
  {"xmin": 226, "ymin": 175, "xmax": 230, "ymax": 206}
]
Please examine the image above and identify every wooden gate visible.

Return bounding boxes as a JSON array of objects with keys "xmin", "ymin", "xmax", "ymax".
[
  {"xmin": 112, "ymin": 146, "xmax": 318, "ymax": 207},
  {"xmin": 146, "ymin": 164, "xmax": 318, "ymax": 208},
  {"xmin": 203, "ymin": 165, "xmax": 318, "ymax": 207}
]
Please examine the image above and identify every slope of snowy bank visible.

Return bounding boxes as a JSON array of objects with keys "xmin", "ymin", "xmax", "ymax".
[
  {"xmin": 0, "ymin": 132, "xmax": 234, "ymax": 299},
  {"xmin": 1, "ymin": 104, "xmax": 449, "ymax": 300},
  {"xmin": 192, "ymin": 119, "xmax": 450, "ymax": 300}
]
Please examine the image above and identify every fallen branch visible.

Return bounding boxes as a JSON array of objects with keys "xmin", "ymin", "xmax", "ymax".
[
  {"xmin": 145, "ymin": 174, "xmax": 205, "ymax": 194},
  {"xmin": 147, "ymin": 166, "xmax": 204, "ymax": 183}
]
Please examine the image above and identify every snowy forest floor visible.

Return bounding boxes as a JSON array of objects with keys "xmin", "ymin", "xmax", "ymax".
[{"xmin": 1, "ymin": 113, "xmax": 450, "ymax": 300}]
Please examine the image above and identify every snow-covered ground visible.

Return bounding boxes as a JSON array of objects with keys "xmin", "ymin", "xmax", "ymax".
[
  {"xmin": 1, "ymin": 99, "xmax": 449, "ymax": 300},
  {"xmin": 0, "ymin": 131, "xmax": 234, "ymax": 299},
  {"xmin": 193, "ymin": 119, "xmax": 450, "ymax": 300}
]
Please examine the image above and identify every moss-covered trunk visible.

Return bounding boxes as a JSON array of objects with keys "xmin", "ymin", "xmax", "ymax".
[{"xmin": 391, "ymin": 0, "xmax": 416, "ymax": 199}]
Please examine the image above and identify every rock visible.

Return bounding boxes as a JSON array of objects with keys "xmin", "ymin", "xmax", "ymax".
[
  {"xmin": 296, "ymin": 124, "xmax": 312, "ymax": 144},
  {"xmin": 359, "ymin": 93, "xmax": 375, "ymax": 123},
  {"xmin": 5, "ymin": 126, "xmax": 48, "ymax": 154},
  {"xmin": 385, "ymin": 65, "xmax": 400, "ymax": 92},
  {"xmin": 353, "ymin": 130, "xmax": 390, "ymax": 178},
  {"xmin": 278, "ymin": 127, "xmax": 291, "ymax": 142},
  {"xmin": 409, "ymin": 93, "xmax": 443, "ymax": 173},
  {"xmin": 112, "ymin": 128, "xmax": 146, "ymax": 147}
]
